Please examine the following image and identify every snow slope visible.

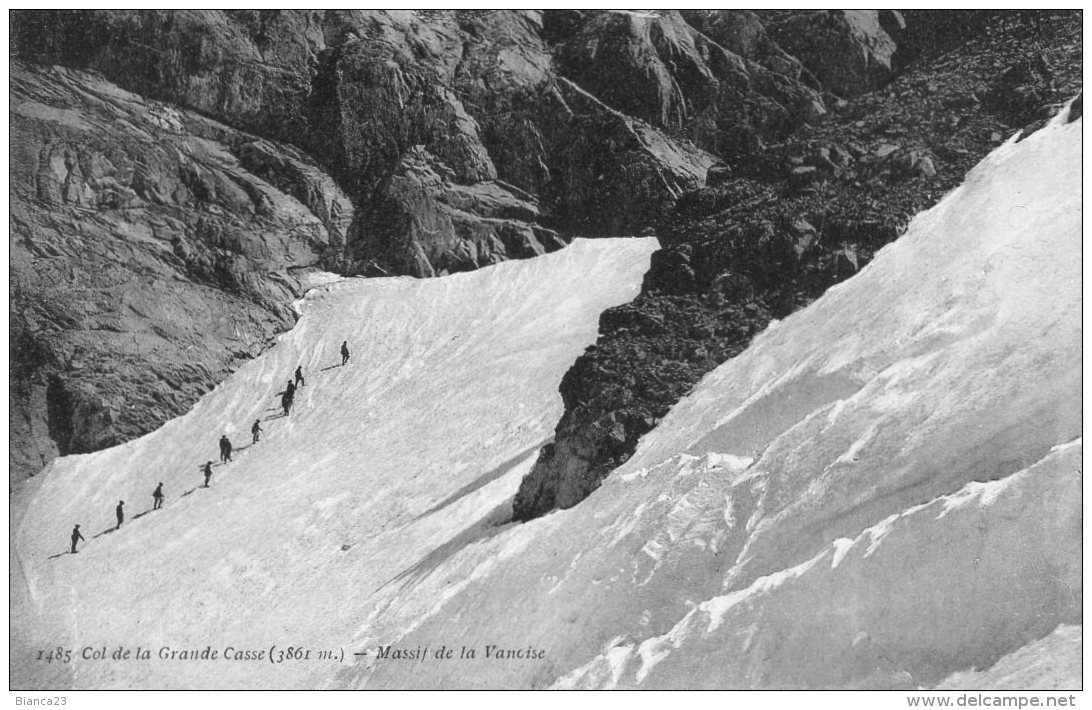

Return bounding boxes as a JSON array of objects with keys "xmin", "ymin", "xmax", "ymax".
[
  {"xmin": 9, "ymin": 237, "xmax": 657, "ymax": 689},
  {"xmin": 10, "ymin": 105, "xmax": 1081, "ymax": 690}
]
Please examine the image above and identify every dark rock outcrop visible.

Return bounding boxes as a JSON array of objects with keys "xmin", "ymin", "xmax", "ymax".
[
  {"xmin": 10, "ymin": 10, "xmax": 327, "ymax": 144},
  {"xmin": 541, "ymin": 78, "xmax": 717, "ymax": 235},
  {"xmin": 556, "ymin": 11, "xmax": 827, "ymax": 156},
  {"xmin": 765, "ymin": 11, "xmax": 903, "ymax": 98},
  {"xmin": 512, "ymin": 11, "xmax": 1083, "ymax": 521},
  {"xmin": 358, "ymin": 146, "xmax": 563, "ymax": 277},
  {"xmin": 305, "ymin": 12, "xmax": 496, "ymax": 196},
  {"xmin": 681, "ymin": 11, "xmax": 803, "ymax": 77},
  {"xmin": 982, "ymin": 53, "xmax": 1057, "ymax": 126},
  {"xmin": 234, "ymin": 139, "xmax": 355, "ymax": 252}
]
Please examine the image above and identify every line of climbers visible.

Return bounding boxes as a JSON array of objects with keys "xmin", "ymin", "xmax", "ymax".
[{"xmin": 68, "ymin": 341, "xmax": 351, "ymax": 555}]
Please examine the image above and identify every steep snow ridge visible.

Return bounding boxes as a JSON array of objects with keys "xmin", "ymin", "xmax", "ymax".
[
  {"xmin": 557, "ymin": 439, "xmax": 1081, "ymax": 689},
  {"xmin": 348, "ymin": 109, "xmax": 1080, "ymax": 689},
  {"xmin": 10, "ymin": 237, "xmax": 657, "ymax": 689}
]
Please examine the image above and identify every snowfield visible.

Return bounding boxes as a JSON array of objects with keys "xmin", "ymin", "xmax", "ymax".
[
  {"xmin": 10, "ymin": 237, "xmax": 657, "ymax": 689},
  {"xmin": 10, "ymin": 105, "xmax": 1081, "ymax": 690}
]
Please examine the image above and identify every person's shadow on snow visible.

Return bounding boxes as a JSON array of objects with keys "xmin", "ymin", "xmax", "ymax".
[
  {"xmin": 320, "ymin": 364, "xmax": 342, "ymax": 372},
  {"xmin": 91, "ymin": 528, "xmax": 117, "ymax": 540}
]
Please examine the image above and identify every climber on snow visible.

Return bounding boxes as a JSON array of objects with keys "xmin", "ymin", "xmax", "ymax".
[
  {"xmin": 252, "ymin": 419, "xmax": 263, "ymax": 444},
  {"xmin": 281, "ymin": 390, "xmax": 293, "ymax": 417},
  {"xmin": 285, "ymin": 380, "xmax": 296, "ymax": 399},
  {"xmin": 115, "ymin": 500, "xmax": 125, "ymax": 530},
  {"xmin": 295, "ymin": 365, "xmax": 305, "ymax": 388},
  {"xmin": 152, "ymin": 482, "xmax": 164, "ymax": 510},
  {"xmin": 203, "ymin": 461, "xmax": 213, "ymax": 488},
  {"xmin": 219, "ymin": 434, "xmax": 232, "ymax": 464},
  {"xmin": 341, "ymin": 340, "xmax": 350, "ymax": 366},
  {"xmin": 70, "ymin": 524, "xmax": 84, "ymax": 554}
]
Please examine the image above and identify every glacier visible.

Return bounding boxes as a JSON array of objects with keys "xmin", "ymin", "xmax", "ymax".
[{"xmin": 9, "ymin": 104, "xmax": 1081, "ymax": 690}]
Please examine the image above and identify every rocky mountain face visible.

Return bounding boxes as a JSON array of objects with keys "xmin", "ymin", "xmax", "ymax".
[
  {"xmin": 12, "ymin": 11, "xmax": 715, "ymax": 271},
  {"xmin": 8, "ymin": 11, "xmax": 1080, "ymax": 493},
  {"xmin": 512, "ymin": 11, "xmax": 1082, "ymax": 519},
  {"xmin": 9, "ymin": 62, "xmax": 351, "ymax": 485}
]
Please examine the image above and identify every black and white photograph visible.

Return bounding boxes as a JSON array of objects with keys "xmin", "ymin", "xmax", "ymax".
[{"xmin": 7, "ymin": 8, "xmax": 1083, "ymax": 699}]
